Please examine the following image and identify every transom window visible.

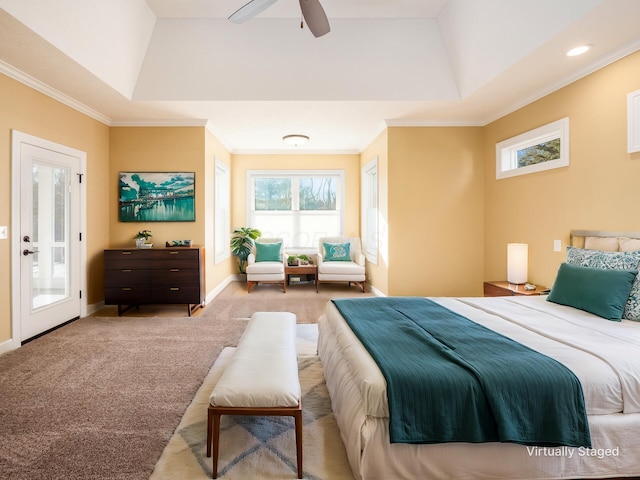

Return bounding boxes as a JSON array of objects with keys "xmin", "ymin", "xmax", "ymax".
[{"xmin": 247, "ymin": 170, "xmax": 344, "ymax": 248}]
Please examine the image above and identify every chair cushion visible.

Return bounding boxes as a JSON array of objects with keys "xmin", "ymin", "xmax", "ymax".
[
  {"xmin": 255, "ymin": 241, "xmax": 282, "ymax": 262},
  {"xmin": 323, "ymin": 242, "xmax": 351, "ymax": 261},
  {"xmin": 319, "ymin": 261, "xmax": 365, "ymax": 275},
  {"xmin": 246, "ymin": 261, "xmax": 285, "ymax": 274}
]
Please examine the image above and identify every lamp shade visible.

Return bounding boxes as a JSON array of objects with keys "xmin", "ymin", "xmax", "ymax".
[{"xmin": 507, "ymin": 243, "xmax": 528, "ymax": 284}]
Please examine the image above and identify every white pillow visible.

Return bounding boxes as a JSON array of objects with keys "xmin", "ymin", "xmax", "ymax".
[
  {"xmin": 619, "ymin": 237, "xmax": 640, "ymax": 252},
  {"xmin": 584, "ymin": 236, "xmax": 618, "ymax": 251}
]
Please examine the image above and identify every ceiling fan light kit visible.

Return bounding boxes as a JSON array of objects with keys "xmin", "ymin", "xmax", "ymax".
[
  {"xmin": 229, "ymin": 0, "xmax": 330, "ymax": 37},
  {"xmin": 283, "ymin": 134, "xmax": 310, "ymax": 147}
]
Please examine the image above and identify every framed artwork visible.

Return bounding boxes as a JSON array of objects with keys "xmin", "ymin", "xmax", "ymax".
[
  {"xmin": 496, "ymin": 117, "xmax": 569, "ymax": 179},
  {"xmin": 119, "ymin": 172, "xmax": 195, "ymax": 222}
]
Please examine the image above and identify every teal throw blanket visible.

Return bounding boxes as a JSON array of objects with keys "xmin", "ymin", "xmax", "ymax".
[{"xmin": 332, "ymin": 297, "xmax": 591, "ymax": 447}]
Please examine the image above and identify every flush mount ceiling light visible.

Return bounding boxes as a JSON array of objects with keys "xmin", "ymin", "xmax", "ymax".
[
  {"xmin": 283, "ymin": 134, "xmax": 310, "ymax": 147},
  {"xmin": 566, "ymin": 44, "xmax": 592, "ymax": 57}
]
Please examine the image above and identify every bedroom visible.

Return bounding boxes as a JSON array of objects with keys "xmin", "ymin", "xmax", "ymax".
[{"xmin": 1, "ymin": 2, "xmax": 640, "ymax": 477}]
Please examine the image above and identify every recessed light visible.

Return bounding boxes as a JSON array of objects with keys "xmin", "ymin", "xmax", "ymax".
[
  {"xmin": 566, "ymin": 45, "xmax": 592, "ymax": 57},
  {"xmin": 283, "ymin": 134, "xmax": 309, "ymax": 147}
]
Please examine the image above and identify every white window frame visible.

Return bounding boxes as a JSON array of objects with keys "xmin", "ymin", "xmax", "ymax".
[
  {"xmin": 246, "ymin": 169, "xmax": 344, "ymax": 249},
  {"xmin": 628, "ymin": 89, "xmax": 640, "ymax": 153},
  {"xmin": 361, "ymin": 157, "xmax": 378, "ymax": 264},
  {"xmin": 214, "ymin": 158, "xmax": 230, "ymax": 264},
  {"xmin": 496, "ymin": 117, "xmax": 569, "ymax": 179}
]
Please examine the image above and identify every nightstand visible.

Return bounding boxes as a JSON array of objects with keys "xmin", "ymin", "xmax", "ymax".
[{"xmin": 483, "ymin": 281, "xmax": 550, "ymax": 297}]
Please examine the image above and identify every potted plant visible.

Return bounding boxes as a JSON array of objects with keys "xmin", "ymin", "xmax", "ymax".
[
  {"xmin": 133, "ymin": 230, "xmax": 152, "ymax": 248},
  {"xmin": 230, "ymin": 227, "xmax": 261, "ymax": 274}
]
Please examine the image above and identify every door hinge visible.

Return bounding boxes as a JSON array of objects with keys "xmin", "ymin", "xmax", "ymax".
[
  {"xmin": 79, "ymin": 290, "xmax": 82, "ymax": 299},
  {"xmin": 77, "ymin": 173, "xmax": 83, "ymax": 183},
  {"xmin": 79, "ymin": 232, "xmax": 82, "ymax": 241}
]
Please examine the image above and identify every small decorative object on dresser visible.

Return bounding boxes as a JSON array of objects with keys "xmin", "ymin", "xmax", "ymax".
[
  {"xmin": 483, "ymin": 281, "xmax": 550, "ymax": 297},
  {"xmin": 133, "ymin": 229, "xmax": 152, "ymax": 248}
]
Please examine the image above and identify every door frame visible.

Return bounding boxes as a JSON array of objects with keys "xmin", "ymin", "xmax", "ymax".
[{"xmin": 10, "ymin": 130, "xmax": 87, "ymax": 349}]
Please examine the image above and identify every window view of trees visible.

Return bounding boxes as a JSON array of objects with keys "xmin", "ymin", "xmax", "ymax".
[
  {"xmin": 254, "ymin": 178, "xmax": 291, "ymax": 210},
  {"xmin": 299, "ymin": 177, "xmax": 336, "ymax": 210},
  {"xmin": 517, "ymin": 138, "xmax": 561, "ymax": 167}
]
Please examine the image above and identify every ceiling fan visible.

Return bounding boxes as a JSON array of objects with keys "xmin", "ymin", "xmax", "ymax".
[{"xmin": 229, "ymin": 0, "xmax": 331, "ymax": 37}]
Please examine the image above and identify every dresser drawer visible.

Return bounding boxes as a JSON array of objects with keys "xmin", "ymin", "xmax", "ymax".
[
  {"xmin": 151, "ymin": 268, "xmax": 200, "ymax": 286},
  {"xmin": 104, "ymin": 249, "xmax": 150, "ymax": 269},
  {"xmin": 105, "ymin": 269, "xmax": 150, "ymax": 287},
  {"xmin": 105, "ymin": 287, "xmax": 151, "ymax": 304},
  {"xmin": 151, "ymin": 286, "xmax": 201, "ymax": 304}
]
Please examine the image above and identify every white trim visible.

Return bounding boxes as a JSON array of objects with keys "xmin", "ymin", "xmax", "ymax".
[
  {"xmin": 0, "ymin": 338, "xmax": 16, "ymax": 356},
  {"xmin": 0, "ymin": 60, "xmax": 111, "ymax": 125},
  {"xmin": 214, "ymin": 157, "xmax": 231, "ymax": 264},
  {"xmin": 11, "ymin": 130, "xmax": 87, "ymax": 347},
  {"xmin": 628, "ymin": 89, "xmax": 640, "ymax": 153},
  {"xmin": 496, "ymin": 117, "xmax": 569, "ymax": 179},
  {"xmin": 361, "ymin": 157, "xmax": 379, "ymax": 265},
  {"xmin": 205, "ymin": 276, "xmax": 237, "ymax": 304}
]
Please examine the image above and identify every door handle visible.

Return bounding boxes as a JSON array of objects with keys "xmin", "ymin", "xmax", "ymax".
[{"xmin": 23, "ymin": 249, "xmax": 38, "ymax": 256}]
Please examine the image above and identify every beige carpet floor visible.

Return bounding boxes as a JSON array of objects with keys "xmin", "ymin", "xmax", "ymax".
[{"xmin": 0, "ymin": 280, "xmax": 368, "ymax": 479}]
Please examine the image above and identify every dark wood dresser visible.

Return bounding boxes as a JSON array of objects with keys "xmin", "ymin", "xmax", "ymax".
[{"xmin": 104, "ymin": 247, "xmax": 205, "ymax": 316}]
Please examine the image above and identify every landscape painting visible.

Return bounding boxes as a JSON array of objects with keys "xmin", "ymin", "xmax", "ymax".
[{"xmin": 119, "ymin": 172, "xmax": 195, "ymax": 222}]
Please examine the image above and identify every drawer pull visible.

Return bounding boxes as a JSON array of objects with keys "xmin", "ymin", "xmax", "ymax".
[
  {"xmin": 170, "ymin": 269, "xmax": 180, "ymax": 272},
  {"xmin": 121, "ymin": 251, "xmax": 132, "ymax": 255},
  {"xmin": 122, "ymin": 287, "xmax": 132, "ymax": 291},
  {"xmin": 121, "ymin": 269, "xmax": 132, "ymax": 272},
  {"xmin": 170, "ymin": 287, "xmax": 180, "ymax": 291},
  {"xmin": 169, "ymin": 251, "xmax": 179, "ymax": 255}
]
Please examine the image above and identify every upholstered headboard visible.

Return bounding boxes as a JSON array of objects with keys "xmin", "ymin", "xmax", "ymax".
[{"xmin": 570, "ymin": 230, "xmax": 640, "ymax": 251}]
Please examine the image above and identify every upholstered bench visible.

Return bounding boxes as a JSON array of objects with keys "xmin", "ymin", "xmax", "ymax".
[{"xmin": 206, "ymin": 312, "xmax": 302, "ymax": 479}]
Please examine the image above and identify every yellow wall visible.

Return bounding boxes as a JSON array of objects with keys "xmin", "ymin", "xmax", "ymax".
[
  {"xmin": 0, "ymin": 73, "xmax": 110, "ymax": 343},
  {"xmin": 387, "ymin": 126, "xmax": 485, "ymax": 296},
  {"xmin": 230, "ymin": 153, "xmax": 361, "ymax": 240},
  {"xmin": 483, "ymin": 50, "xmax": 640, "ymax": 288},
  {"xmin": 360, "ymin": 130, "xmax": 389, "ymax": 294}
]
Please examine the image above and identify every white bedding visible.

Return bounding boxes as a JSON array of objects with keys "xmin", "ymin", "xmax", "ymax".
[{"xmin": 318, "ymin": 295, "xmax": 640, "ymax": 480}]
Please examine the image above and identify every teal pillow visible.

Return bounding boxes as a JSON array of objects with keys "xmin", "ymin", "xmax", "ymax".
[
  {"xmin": 323, "ymin": 242, "xmax": 351, "ymax": 262},
  {"xmin": 547, "ymin": 263, "xmax": 638, "ymax": 321},
  {"xmin": 255, "ymin": 242, "xmax": 282, "ymax": 262}
]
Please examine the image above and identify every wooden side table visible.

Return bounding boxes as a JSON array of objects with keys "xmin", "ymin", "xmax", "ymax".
[
  {"xmin": 285, "ymin": 264, "xmax": 319, "ymax": 291},
  {"xmin": 483, "ymin": 281, "xmax": 550, "ymax": 297}
]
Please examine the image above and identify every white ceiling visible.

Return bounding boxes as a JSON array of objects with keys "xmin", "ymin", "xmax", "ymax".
[{"xmin": 1, "ymin": 0, "xmax": 640, "ymax": 153}]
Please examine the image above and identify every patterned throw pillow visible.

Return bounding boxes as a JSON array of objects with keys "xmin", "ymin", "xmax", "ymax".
[
  {"xmin": 323, "ymin": 242, "xmax": 351, "ymax": 262},
  {"xmin": 565, "ymin": 246, "xmax": 640, "ymax": 321}
]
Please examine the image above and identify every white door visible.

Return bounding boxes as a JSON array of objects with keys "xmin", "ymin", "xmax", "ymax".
[{"xmin": 12, "ymin": 131, "xmax": 85, "ymax": 342}]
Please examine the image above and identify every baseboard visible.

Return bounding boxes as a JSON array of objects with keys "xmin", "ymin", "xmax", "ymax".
[
  {"xmin": 87, "ymin": 301, "xmax": 105, "ymax": 316},
  {"xmin": 368, "ymin": 284, "xmax": 386, "ymax": 297},
  {"xmin": 205, "ymin": 275, "xmax": 237, "ymax": 304},
  {"xmin": 0, "ymin": 337, "xmax": 18, "ymax": 356}
]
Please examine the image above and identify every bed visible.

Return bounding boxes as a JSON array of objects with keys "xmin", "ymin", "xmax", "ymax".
[{"xmin": 317, "ymin": 230, "xmax": 640, "ymax": 480}]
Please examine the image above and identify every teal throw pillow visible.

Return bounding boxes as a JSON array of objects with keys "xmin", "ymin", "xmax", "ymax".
[
  {"xmin": 323, "ymin": 242, "xmax": 351, "ymax": 262},
  {"xmin": 255, "ymin": 242, "xmax": 282, "ymax": 262},
  {"xmin": 547, "ymin": 263, "xmax": 638, "ymax": 321}
]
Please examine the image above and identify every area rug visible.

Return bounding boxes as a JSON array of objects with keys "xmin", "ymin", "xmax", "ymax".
[{"xmin": 150, "ymin": 332, "xmax": 354, "ymax": 479}]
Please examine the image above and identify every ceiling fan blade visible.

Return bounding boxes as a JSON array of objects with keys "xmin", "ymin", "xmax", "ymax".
[
  {"xmin": 229, "ymin": 0, "xmax": 279, "ymax": 24},
  {"xmin": 299, "ymin": 0, "xmax": 330, "ymax": 37}
]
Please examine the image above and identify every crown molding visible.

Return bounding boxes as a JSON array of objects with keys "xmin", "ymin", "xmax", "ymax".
[{"xmin": 0, "ymin": 59, "xmax": 112, "ymax": 125}]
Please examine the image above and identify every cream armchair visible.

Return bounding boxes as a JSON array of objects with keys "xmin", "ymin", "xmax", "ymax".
[
  {"xmin": 317, "ymin": 236, "xmax": 366, "ymax": 292},
  {"xmin": 246, "ymin": 238, "xmax": 286, "ymax": 293}
]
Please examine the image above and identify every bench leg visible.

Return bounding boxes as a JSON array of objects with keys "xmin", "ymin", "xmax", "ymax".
[
  {"xmin": 294, "ymin": 409, "xmax": 303, "ymax": 479},
  {"xmin": 212, "ymin": 412, "xmax": 221, "ymax": 479},
  {"xmin": 206, "ymin": 406, "xmax": 213, "ymax": 458}
]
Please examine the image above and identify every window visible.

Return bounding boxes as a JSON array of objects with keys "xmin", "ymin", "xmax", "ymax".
[
  {"xmin": 496, "ymin": 117, "xmax": 569, "ymax": 179},
  {"xmin": 247, "ymin": 170, "xmax": 343, "ymax": 248},
  {"xmin": 361, "ymin": 157, "xmax": 378, "ymax": 264},
  {"xmin": 214, "ymin": 158, "xmax": 230, "ymax": 263}
]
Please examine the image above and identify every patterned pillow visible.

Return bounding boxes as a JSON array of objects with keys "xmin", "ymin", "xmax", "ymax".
[
  {"xmin": 323, "ymin": 242, "xmax": 351, "ymax": 262},
  {"xmin": 566, "ymin": 246, "xmax": 640, "ymax": 321}
]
